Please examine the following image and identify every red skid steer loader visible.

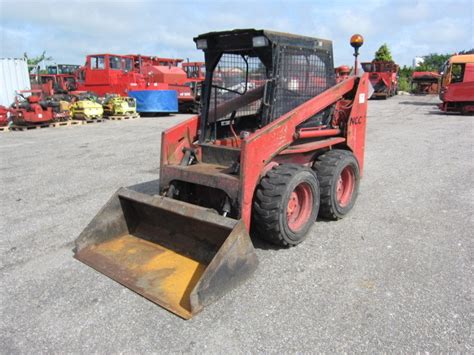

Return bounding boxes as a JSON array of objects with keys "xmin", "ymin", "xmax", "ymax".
[{"xmin": 75, "ymin": 29, "xmax": 369, "ymax": 319}]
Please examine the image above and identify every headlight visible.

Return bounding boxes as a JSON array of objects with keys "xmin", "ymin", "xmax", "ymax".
[
  {"xmin": 196, "ymin": 39, "xmax": 208, "ymax": 49},
  {"xmin": 252, "ymin": 36, "xmax": 268, "ymax": 47}
]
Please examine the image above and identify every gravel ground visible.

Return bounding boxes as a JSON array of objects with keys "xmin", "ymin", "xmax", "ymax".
[{"xmin": 1, "ymin": 95, "xmax": 472, "ymax": 353}]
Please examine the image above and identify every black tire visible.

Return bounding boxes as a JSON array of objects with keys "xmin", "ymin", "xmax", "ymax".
[
  {"xmin": 313, "ymin": 149, "xmax": 360, "ymax": 220},
  {"xmin": 253, "ymin": 164, "xmax": 320, "ymax": 247}
]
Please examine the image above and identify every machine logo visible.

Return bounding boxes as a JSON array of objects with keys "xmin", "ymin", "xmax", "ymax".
[{"xmin": 350, "ymin": 116, "xmax": 363, "ymax": 125}]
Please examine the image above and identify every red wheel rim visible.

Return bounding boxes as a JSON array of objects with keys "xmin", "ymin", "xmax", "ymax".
[
  {"xmin": 336, "ymin": 166, "xmax": 355, "ymax": 208},
  {"xmin": 287, "ymin": 182, "xmax": 313, "ymax": 232}
]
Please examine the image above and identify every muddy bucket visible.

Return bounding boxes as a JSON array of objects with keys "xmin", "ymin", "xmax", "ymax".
[{"xmin": 74, "ymin": 187, "xmax": 258, "ymax": 319}]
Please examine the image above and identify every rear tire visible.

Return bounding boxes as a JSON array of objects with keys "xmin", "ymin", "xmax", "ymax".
[
  {"xmin": 253, "ymin": 164, "xmax": 320, "ymax": 247},
  {"xmin": 313, "ymin": 149, "xmax": 360, "ymax": 220}
]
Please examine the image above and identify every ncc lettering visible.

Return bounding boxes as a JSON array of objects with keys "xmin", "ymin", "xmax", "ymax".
[{"xmin": 349, "ymin": 116, "xmax": 363, "ymax": 125}]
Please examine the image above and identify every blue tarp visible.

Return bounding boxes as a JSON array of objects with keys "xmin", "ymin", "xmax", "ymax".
[{"xmin": 128, "ymin": 90, "xmax": 178, "ymax": 113}]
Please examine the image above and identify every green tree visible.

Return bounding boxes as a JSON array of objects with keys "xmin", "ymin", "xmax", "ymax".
[
  {"xmin": 398, "ymin": 65, "xmax": 413, "ymax": 92},
  {"xmin": 374, "ymin": 44, "xmax": 393, "ymax": 62},
  {"xmin": 24, "ymin": 51, "xmax": 53, "ymax": 73},
  {"xmin": 416, "ymin": 53, "xmax": 451, "ymax": 72},
  {"xmin": 399, "ymin": 65, "xmax": 414, "ymax": 78}
]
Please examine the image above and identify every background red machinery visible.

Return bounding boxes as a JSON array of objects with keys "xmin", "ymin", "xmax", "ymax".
[
  {"xmin": 133, "ymin": 54, "xmax": 195, "ymax": 106},
  {"xmin": 28, "ymin": 64, "xmax": 79, "ymax": 96},
  {"xmin": 439, "ymin": 54, "xmax": 474, "ymax": 114},
  {"xmin": 75, "ymin": 54, "xmax": 201, "ymax": 111},
  {"xmin": 46, "ymin": 64, "xmax": 80, "ymax": 75},
  {"xmin": 182, "ymin": 61, "xmax": 205, "ymax": 81},
  {"xmin": 0, "ymin": 106, "xmax": 9, "ymax": 126},
  {"xmin": 9, "ymin": 90, "xmax": 68, "ymax": 125},
  {"xmin": 181, "ymin": 61, "xmax": 205, "ymax": 110},
  {"xmin": 75, "ymin": 54, "xmax": 148, "ymax": 95},
  {"xmin": 335, "ymin": 65, "xmax": 351, "ymax": 82},
  {"xmin": 411, "ymin": 72, "xmax": 440, "ymax": 94},
  {"xmin": 30, "ymin": 73, "xmax": 77, "ymax": 96},
  {"xmin": 361, "ymin": 61, "xmax": 399, "ymax": 98}
]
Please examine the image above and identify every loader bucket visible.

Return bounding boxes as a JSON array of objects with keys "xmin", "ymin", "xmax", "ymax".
[{"xmin": 74, "ymin": 187, "xmax": 258, "ymax": 319}]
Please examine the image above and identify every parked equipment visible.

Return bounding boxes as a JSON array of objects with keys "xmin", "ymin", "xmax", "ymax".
[
  {"xmin": 182, "ymin": 61, "xmax": 205, "ymax": 81},
  {"xmin": 335, "ymin": 65, "xmax": 351, "ymax": 82},
  {"xmin": 103, "ymin": 96, "xmax": 138, "ymax": 117},
  {"xmin": 361, "ymin": 61, "xmax": 399, "ymax": 98},
  {"xmin": 411, "ymin": 72, "xmax": 440, "ymax": 94},
  {"xmin": 135, "ymin": 55, "xmax": 194, "ymax": 111},
  {"xmin": 30, "ymin": 73, "xmax": 77, "ymax": 96},
  {"xmin": 182, "ymin": 61, "xmax": 206, "ymax": 112},
  {"xmin": 10, "ymin": 90, "xmax": 68, "ymax": 125},
  {"xmin": 0, "ymin": 105, "xmax": 9, "ymax": 126},
  {"xmin": 46, "ymin": 64, "xmax": 80, "ymax": 75},
  {"xmin": 70, "ymin": 98, "xmax": 103, "ymax": 120},
  {"xmin": 75, "ymin": 54, "xmax": 198, "ymax": 113},
  {"xmin": 74, "ymin": 29, "xmax": 369, "ymax": 319},
  {"xmin": 439, "ymin": 54, "xmax": 474, "ymax": 114}
]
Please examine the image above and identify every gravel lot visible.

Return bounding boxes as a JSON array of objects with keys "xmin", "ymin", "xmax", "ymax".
[{"xmin": 1, "ymin": 95, "xmax": 472, "ymax": 353}]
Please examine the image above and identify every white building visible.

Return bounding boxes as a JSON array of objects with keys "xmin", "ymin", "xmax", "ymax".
[
  {"xmin": 412, "ymin": 57, "xmax": 424, "ymax": 68},
  {"xmin": 0, "ymin": 58, "xmax": 31, "ymax": 107}
]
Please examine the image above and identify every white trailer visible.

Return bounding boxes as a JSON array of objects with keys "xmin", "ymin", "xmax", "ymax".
[{"xmin": 0, "ymin": 58, "xmax": 31, "ymax": 107}]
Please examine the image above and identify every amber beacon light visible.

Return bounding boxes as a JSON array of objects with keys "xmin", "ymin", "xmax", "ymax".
[{"xmin": 350, "ymin": 34, "xmax": 364, "ymax": 75}]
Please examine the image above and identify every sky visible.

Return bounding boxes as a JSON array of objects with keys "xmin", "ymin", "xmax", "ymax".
[{"xmin": 0, "ymin": 0, "xmax": 473, "ymax": 67}]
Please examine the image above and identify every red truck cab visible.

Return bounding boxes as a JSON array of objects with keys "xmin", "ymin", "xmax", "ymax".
[
  {"xmin": 439, "ymin": 54, "xmax": 474, "ymax": 114},
  {"xmin": 76, "ymin": 54, "xmax": 147, "ymax": 96}
]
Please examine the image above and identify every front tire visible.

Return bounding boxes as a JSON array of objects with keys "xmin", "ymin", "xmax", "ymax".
[
  {"xmin": 313, "ymin": 149, "xmax": 360, "ymax": 220},
  {"xmin": 253, "ymin": 164, "xmax": 320, "ymax": 247}
]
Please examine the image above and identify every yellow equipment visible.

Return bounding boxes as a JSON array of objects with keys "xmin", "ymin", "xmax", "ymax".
[
  {"xmin": 103, "ymin": 96, "xmax": 138, "ymax": 117},
  {"xmin": 59, "ymin": 100, "xmax": 71, "ymax": 113},
  {"xmin": 70, "ymin": 100, "xmax": 103, "ymax": 120}
]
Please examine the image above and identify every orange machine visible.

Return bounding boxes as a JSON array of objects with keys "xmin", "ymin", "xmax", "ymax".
[{"xmin": 439, "ymin": 54, "xmax": 474, "ymax": 114}]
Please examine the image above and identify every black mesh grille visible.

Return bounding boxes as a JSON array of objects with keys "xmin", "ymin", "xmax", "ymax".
[
  {"xmin": 209, "ymin": 54, "xmax": 267, "ymax": 122},
  {"xmin": 268, "ymin": 46, "xmax": 335, "ymax": 123}
]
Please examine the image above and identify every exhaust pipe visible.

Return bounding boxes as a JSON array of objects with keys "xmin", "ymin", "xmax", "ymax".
[{"xmin": 75, "ymin": 187, "xmax": 258, "ymax": 319}]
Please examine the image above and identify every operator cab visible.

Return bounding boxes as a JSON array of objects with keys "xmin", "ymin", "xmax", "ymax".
[
  {"xmin": 194, "ymin": 29, "xmax": 336, "ymax": 145},
  {"xmin": 86, "ymin": 54, "xmax": 134, "ymax": 73}
]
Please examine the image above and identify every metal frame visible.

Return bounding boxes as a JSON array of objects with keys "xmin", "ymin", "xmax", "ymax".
[
  {"xmin": 194, "ymin": 29, "xmax": 333, "ymax": 142},
  {"xmin": 160, "ymin": 74, "xmax": 369, "ymax": 228}
]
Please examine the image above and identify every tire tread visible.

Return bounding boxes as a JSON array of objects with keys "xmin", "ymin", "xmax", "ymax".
[
  {"xmin": 253, "ymin": 164, "xmax": 317, "ymax": 247},
  {"xmin": 313, "ymin": 149, "xmax": 358, "ymax": 220}
]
